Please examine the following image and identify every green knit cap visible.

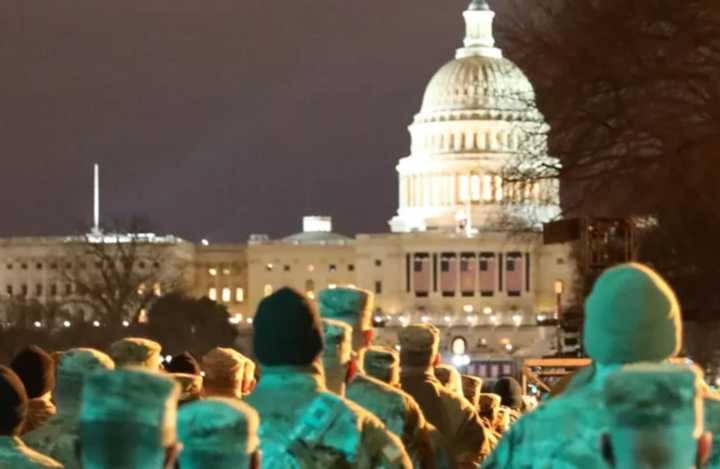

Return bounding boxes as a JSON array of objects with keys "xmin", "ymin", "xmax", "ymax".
[{"xmin": 584, "ymin": 263, "xmax": 682, "ymax": 364}]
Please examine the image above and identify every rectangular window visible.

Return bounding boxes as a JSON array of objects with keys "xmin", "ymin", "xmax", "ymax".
[
  {"xmin": 329, "ymin": 264, "xmax": 337, "ymax": 272},
  {"xmin": 235, "ymin": 288, "xmax": 244, "ymax": 302},
  {"xmin": 264, "ymin": 284, "xmax": 273, "ymax": 297},
  {"xmin": 65, "ymin": 284, "xmax": 72, "ymax": 295},
  {"xmin": 375, "ymin": 259, "xmax": 383, "ymax": 267},
  {"xmin": 221, "ymin": 287, "xmax": 231, "ymax": 303},
  {"xmin": 208, "ymin": 288, "xmax": 217, "ymax": 301},
  {"xmin": 50, "ymin": 284, "xmax": 58, "ymax": 296},
  {"xmin": 374, "ymin": 281, "xmax": 382, "ymax": 295},
  {"xmin": 413, "ymin": 254, "xmax": 430, "ymax": 297},
  {"xmin": 440, "ymin": 253, "xmax": 457, "ymax": 297},
  {"xmin": 35, "ymin": 284, "xmax": 42, "ymax": 296},
  {"xmin": 460, "ymin": 253, "xmax": 476, "ymax": 297},
  {"xmin": 6, "ymin": 285, "xmax": 12, "ymax": 295},
  {"xmin": 348, "ymin": 264, "xmax": 355, "ymax": 272},
  {"xmin": 479, "ymin": 253, "xmax": 495, "ymax": 296},
  {"xmin": 284, "ymin": 265, "xmax": 291, "ymax": 272},
  {"xmin": 21, "ymin": 285, "xmax": 28, "ymax": 296},
  {"xmin": 506, "ymin": 252, "xmax": 523, "ymax": 297}
]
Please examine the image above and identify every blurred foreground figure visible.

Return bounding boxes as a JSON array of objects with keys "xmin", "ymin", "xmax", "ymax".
[
  {"xmin": 0, "ymin": 365, "xmax": 62, "ymax": 468},
  {"xmin": 492, "ymin": 377, "xmax": 523, "ymax": 425},
  {"xmin": 483, "ymin": 263, "xmax": 685, "ymax": 468},
  {"xmin": 434, "ymin": 365, "xmax": 463, "ymax": 396},
  {"xmin": 108, "ymin": 338, "xmax": 162, "ymax": 370},
  {"xmin": 602, "ymin": 364, "xmax": 712, "ymax": 469},
  {"xmin": 461, "ymin": 375, "xmax": 483, "ymax": 410},
  {"xmin": 25, "ymin": 349, "xmax": 114, "ymax": 469},
  {"xmin": 78, "ymin": 368, "xmax": 180, "ymax": 469},
  {"xmin": 320, "ymin": 287, "xmax": 441, "ymax": 468},
  {"xmin": 165, "ymin": 352, "xmax": 203, "ymax": 405},
  {"xmin": 245, "ymin": 287, "xmax": 411, "ymax": 468},
  {"xmin": 201, "ymin": 347, "xmax": 246, "ymax": 400},
  {"xmin": 363, "ymin": 346, "xmax": 401, "ymax": 387},
  {"xmin": 11, "ymin": 346, "xmax": 57, "ymax": 434},
  {"xmin": 177, "ymin": 398, "xmax": 261, "ymax": 469},
  {"xmin": 399, "ymin": 324, "xmax": 490, "ymax": 467}
]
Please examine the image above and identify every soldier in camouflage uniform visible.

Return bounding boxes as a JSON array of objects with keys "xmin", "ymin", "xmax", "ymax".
[
  {"xmin": 483, "ymin": 263, "xmax": 689, "ymax": 469},
  {"xmin": 11, "ymin": 346, "xmax": 57, "ymax": 435},
  {"xmin": 0, "ymin": 365, "xmax": 62, "ymax": 468},
  {"xmin": 461, "ymin": 375, "xmax": 483, "ymax": 410},
  {"xmin": 246, "ymin": 287, "xmax": 412, "ymax": 468},
  {"xmin": 24, "ymin": 348, "xmax": 114, "ymax": 469},
  {"xmin": 78, "ymin": 368, "xmax": 181, "ymax": 469},
  {"xmin": 320, "ymin": 287, "xmax": 445, "ymax": 468},
  {"xmin": 177, "ymin": 398, "xmax": 261, "ymax": 469},
  {"xmin": 108, "ymin": 337, "xmax": 162, "ymax": 370},
  {"xmin": 435, "ymin": 365, "xmax": 463, "ymax": 396},
  {"xmin": 399, "ymin": 324, "xmax": 490, "ymax": 468},
  {"xmin": 201, "ymin": 347, "xmax": 246, "ymax": 400},
  {"xmin": 321, "ymin": 318, "xmax": 438, "ymax": 468},
  {"xmin": 601, "ymin": 363, "xmax": 712, "ymax": 469}
]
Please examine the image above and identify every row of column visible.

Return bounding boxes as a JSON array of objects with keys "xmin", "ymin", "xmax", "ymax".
[{"xmin": 400, "ymin": 173, "xmax": 503, "ymax": 208}]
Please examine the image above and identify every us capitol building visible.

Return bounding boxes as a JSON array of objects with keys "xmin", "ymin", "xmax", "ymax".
[{"xmin": 0, "ymin": 1, "xmax": 575, "ymax": 376}]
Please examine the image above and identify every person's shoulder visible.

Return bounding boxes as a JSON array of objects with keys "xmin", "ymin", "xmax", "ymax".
[{"xmin": 349, "ymin": 375, "xmax": 408, "ymax": 405}]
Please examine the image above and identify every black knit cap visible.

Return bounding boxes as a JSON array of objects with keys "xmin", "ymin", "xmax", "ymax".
[
  {"xmin": 494, "ymin": 376, "xmax": 523, "ymax": 410},
  {"xmin": 0, "ymin": 365, "xmax": 28, "ymax": 435},
  {"xmin": 253, "ymin": 287, "xmax": 323, "ymax": 366},
  {"xmin": 10, "ymin": 345, "xmax": 55, "ymax": 399},
  {"xmin": 165, "ymin": 351, "xmax": 201, "ymax": 375}
]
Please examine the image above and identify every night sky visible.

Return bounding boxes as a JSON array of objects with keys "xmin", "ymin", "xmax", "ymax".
[{"xmin": 2, "ymin": 0, "xmax": 508, "ymax": 242}]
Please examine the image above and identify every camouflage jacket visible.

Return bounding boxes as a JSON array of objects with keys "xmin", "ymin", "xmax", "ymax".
[
  {"xmin": 482, "ymin": 366, "xmax": 618, "ymax": 469},
  {"xmin": 0, "ymin": 436, "xmax": 63, "ymax": 469},
  {"xmin": 347, "ymin": 373, "xmax": 440, "ymax": 469},
  {"xmin": 24, "ymin": 414, "xmax": 79, "ymax": 469},
  {"xmin": 701, "ymin": 392, "xmax": 720, "ymax": 469},
  {"xmin": 245, "ymin": 364, "xmax": 412, "ymax": 469},
  {"xmin": 401, "ymin": 367, "xmax": 490, "ymax": 469}
]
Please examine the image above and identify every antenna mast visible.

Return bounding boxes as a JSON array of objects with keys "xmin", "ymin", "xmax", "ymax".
[{"xmin": 92, "ymin": 163, "xmax": 101, "ymax": 235}]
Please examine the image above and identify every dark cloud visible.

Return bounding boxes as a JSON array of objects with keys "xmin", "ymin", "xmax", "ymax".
[{"xmin": 1, "ymin": 0, "xmax": 481, "ymax": 241}]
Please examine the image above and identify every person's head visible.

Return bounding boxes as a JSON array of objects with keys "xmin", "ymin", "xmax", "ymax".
[
  {"xmin": 55, "ymin": 348, "xmax": 114, "ymax": 415},
  {"xmin": 10, "ymin": 345, "xmax": 55, "ymax": 399},
  {"xmin": 602, "ymin": 364, "xmax": 711, "ymax": 469},
  {"xmin": 318, "ymin": 287, "xmax": 374, "ymax": 352},
  {"xmin": 0, "ymin": 365, "xmax": 28, "ymax": 436},
  {"xmin": 171, "ymin": 373, "xmax": 203, "ymax": 406},
  {"xmin": 362, "ymin": 345, "xmax": 400, "ymax": 386},
  {"xmin": 320, "ymin": 318, "xmax": 353, "ymax": 395},
  {"xmin": 398, "ymin": 324, "xmax": 439, "ymax": 370},
  {"xmin": 461, "ymin": 375, "xmax": 483, "ymax": 408},
  {"xmin": 78, "ymin": 368, "xmax": 180, "ymax": 469},
  {"xmin": 201, "ymin": 348, "xmax": 245, "ymax": 399},
  {"xmin": 584, "ymin": 263, "xmax": 682, "ymax": 366},
  {"xmin": 165, "ymin": 352, "xmax": 201, "ymax": 376},
  {"xmin": 435, "ymin": 364, "xmax": 463, "ymax": 395},
  {"xmin": 478, "ymin": 393, "xmax": 502, "ymax": 425},
  {"xmin": 108, "ymin": 338, "xmax": 162, "ymax": 370},
  {"xmin": 253, "ymin": 287, "xmax": 323, "ymax": 368},
  {"xmin": 494, "ymin": 377, "xmax": 523, "ymax": 411},
  {"xmin": 177, "ymin": 398, "xmax": 260, "ymax": 469}
]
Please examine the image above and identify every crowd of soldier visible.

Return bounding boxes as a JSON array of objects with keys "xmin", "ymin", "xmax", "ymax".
[{"xmin": 0, "ymin": 262, "xmax": 716, "ymax": 468}]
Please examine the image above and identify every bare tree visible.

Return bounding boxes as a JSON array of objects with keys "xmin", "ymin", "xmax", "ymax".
[
  {"xmin": 488, "ymin": 0, "xmax": 720, "ymax": 318},
  {"xmin": 60, "ymin": 219, "xmax": 191, "ymax": 325}
]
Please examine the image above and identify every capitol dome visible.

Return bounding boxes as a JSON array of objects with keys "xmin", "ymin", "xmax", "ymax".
[
  {"xmin": 389, "ymin": 0, "xmax": 560, "ymax": 234},
  {"xmin": 418, "ymin": 55, "xmax": 539, "ymax": 122}
]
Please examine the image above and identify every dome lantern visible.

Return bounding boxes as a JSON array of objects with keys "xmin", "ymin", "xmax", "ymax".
[{"xmin": 457, "ymin": 0, "xmax": 501, "ymax": 59}]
